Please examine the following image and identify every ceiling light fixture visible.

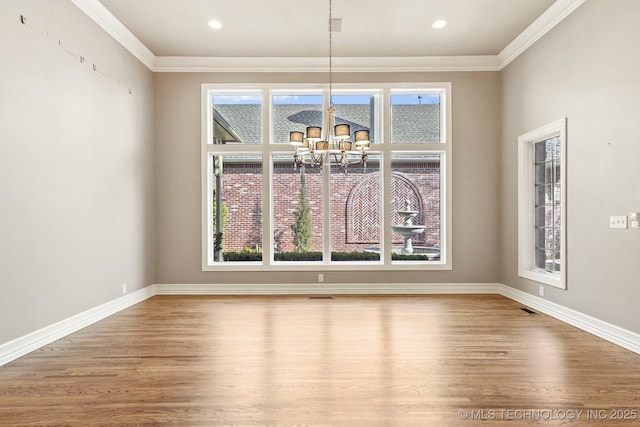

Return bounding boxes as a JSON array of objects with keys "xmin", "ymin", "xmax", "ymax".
[
  {"xmin": 432, "ymin": 19, "xmax": 447, "ymax": 29},
  {"xmin": 208, "ymin": 19, "xmax": 223, "ymax": 30},
  {"xmin": 289, "ymin": 0, "xmax": 370, "ymax": 172}
]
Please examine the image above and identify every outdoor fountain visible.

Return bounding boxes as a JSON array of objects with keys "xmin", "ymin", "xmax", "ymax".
[{"xmin": 391, "ymin": 200, "xmax": 426, "ymax": 255}]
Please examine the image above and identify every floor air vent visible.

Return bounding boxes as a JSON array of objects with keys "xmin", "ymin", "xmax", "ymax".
[
  {"xmin": 520, "ymin": 307, "xmax": 537, "ymax": 315},
  {"xmin": 309, "ymin": 296, "xmax": 334, "ymax": 299}
]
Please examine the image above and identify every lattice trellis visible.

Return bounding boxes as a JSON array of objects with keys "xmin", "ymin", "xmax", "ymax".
[{"xmin": 346, "ymin": 173, "xmax": 424, "ymax": 244}]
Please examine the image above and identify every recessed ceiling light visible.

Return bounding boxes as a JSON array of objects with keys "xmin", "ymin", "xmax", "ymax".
[
  {"xmin": 432, "ymin": 19, "xmax": 447, "ymax": 29},
  {"xmin": 208, "ymin": 19, "xmax": 223, "ymax": 30}
]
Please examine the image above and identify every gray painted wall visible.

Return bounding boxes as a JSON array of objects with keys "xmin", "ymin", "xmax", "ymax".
[
  {"xmin": 153, "ymin": 72, "xmax": 501, "ymax": 285},
  {"xmin": 500, "ymin": 0, "xmax": 640, "ymax": 333},
  {"xmin": 6, "ymin": 0, "xmax": 638, "ymax": 350},
  {"xmin": 0, "ymin": 0, "xmax": 155, "ymax": 344}
]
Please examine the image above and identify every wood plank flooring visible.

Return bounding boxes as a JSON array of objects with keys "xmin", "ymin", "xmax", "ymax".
[{"xmin": 1, "ymin": 295, "xmax": 640, "ymax": 426}]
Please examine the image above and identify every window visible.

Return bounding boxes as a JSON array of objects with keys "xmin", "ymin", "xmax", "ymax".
[
  {"xmin": 272, "ymin": 153, "xmax": 324, "ymax": 261},
  {"xmin": 211, "ymin": 94, "xmax": 262, "ymax": 144},
  {"xmin": 208, "ymin": 153, "xmax": 263, "ymax": 263},
  {"xmin": 202, "ymin": 83, "xmax": 452, "ymax": 271},
  {"xmin": 518, "ymin": 118, "xmax": 567, "ymax": 289},
  {"xmin": 272, "ymin": 94, "xmax": 323, "ymax": 145},
  {"xmin": 391, "ymin": 153, "xmax": 442, "ymax": 262},
  {"xmin": 391, "ymin": 92, "xmax": 442, "ymax": 143}
]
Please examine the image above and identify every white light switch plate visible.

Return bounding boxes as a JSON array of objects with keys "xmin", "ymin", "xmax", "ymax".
[{"xmin": 610, "ymin": 216, "xmax": 628, "ymax": 229}]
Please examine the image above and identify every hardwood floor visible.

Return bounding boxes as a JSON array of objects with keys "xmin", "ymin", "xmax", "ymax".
[{"xmin": 1, "ymin": 295, "xmax": 639, "ymax": 426}]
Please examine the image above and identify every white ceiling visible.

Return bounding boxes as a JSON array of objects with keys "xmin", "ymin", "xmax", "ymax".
[
  {"xmin": 72, "ymin": 0, "xmax": 586, "ymax": 71},
  {"xmin": 98, "ymin": 0, "xmax": 555, "ymax": 57}
]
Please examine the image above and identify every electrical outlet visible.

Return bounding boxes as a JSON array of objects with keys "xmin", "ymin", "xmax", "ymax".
[
  {"xmin": 610, "ymin": 216, "xmax": 628, "ymax": 229},
  {"xmin": 318, "ymin": 274, "xmax": 324, "ymax": 283},
  {"xmin": 122, "ymin": 284, "xmax": 127, "ymax": 295},
  {"xmin": 539, "ymin": 286, "xmax": 544, "ymax": 297}
]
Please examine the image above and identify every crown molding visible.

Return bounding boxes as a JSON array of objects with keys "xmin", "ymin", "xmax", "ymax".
[
  {"xmin": 153, "ymin": 55, "xmax": 502, "ymax": 73},
  {"xmin": 70, "ymin": 0, "xmax": 156, "ymax": 69},
  {"xmin": 498, "ymin": 0, "xmax": 588, "ymax": 69},
  {"xmin": 74, "ymin": 0, "xmax": 586, "ymax": 73}
]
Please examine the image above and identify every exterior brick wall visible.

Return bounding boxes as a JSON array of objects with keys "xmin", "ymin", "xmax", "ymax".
[
  {"xmin": 218, "ymin": 163, "xmax": 263, "ymax": 252},
  {"xmin": 218, "ymin": 161, "xmax": 441, "ymax": 253}
]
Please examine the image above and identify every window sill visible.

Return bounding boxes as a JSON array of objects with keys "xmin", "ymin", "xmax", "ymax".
[
  {"xmin": 519, "ymin": 269, "xmax": 563, "ymax": 289},
  {"xmin": 202, "ymin": 261, "xmax": 452, "ymax": 272}
]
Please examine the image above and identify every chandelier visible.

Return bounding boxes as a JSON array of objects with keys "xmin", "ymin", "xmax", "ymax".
[{"xmin": 289, "ymin": 0, "xmax": 370, "ymax": 171}]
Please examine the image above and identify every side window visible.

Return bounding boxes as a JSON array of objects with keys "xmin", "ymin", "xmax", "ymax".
[
  {"xmin": 534, "ymin": 136, "xmax": 561, "ymax": 272},
  {"xmin": 518, "ymin": 119, "xmax": 567, "ymax": 289}
]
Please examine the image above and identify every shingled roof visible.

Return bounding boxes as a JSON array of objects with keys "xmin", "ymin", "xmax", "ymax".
[{"xmin": 214, "ymin": 103, "xmax": 440, "ymax": 145}]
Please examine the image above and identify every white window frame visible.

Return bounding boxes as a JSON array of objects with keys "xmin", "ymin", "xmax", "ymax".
[
  {"xmin": 518, "ymin": 118, "xmax": 567, "ymax": 289},
  {"xmin": 201, "ymin": 83, "xmax": 452, "ymax": 272}
]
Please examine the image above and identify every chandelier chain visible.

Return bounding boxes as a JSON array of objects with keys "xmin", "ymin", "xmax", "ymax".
[
  {"xmin": 329, "ymin": 0, "xmax": 333, "ymax": 106},
  {"xmin": 289, "ymin": 0, "xmax": 369, "ymax": 172}
]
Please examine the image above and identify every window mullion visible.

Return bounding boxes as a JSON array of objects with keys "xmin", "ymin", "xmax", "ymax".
[
  {"xmin": 321, "ymin": 89, "xmax": 331, "ymax": 263},
  {"xmin": 322, "ymin": 162, "xmax": 332, "ymax": 263},
  {"xmin": 263, "ymin": 89, "xmax": 272, "ymax": 266},
  {"xmin": 381, "ymin": 87, "xmax": 392, "ymax": 265},
  {"xmin": 382, "ymin": 151, "xmax": 392, "ymax": 265}
]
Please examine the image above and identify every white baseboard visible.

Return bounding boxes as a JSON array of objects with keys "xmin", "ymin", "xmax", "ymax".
[
  {"xmin": 154, "ymin": 282, "xmax": 502, "ymax": 295},
  {"xmin": 498, "ymin": 284, "xmax": 640, "ymax": 355},
  {"xmin": 0, "ymin": 285, "xmax": 156, "ymax": 366},
  {"xmin": 2, "ymin": 282, "xmax": 639, "ymax": 366}
]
